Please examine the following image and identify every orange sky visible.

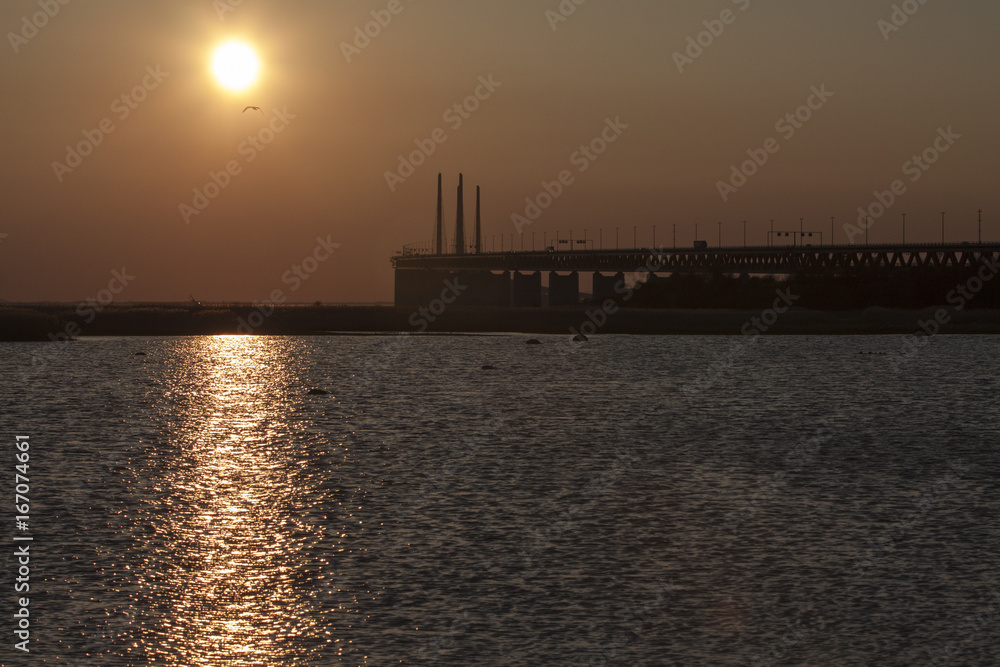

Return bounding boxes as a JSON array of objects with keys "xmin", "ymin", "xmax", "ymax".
[{"xmin": 1, "ymin": 0, "xmax": 998, "ymax": 303}]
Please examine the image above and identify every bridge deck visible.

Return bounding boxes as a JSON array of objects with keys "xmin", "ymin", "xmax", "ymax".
[{"xmin": 392, "ymin": 243, "xmax": 1000, "ymax": 275}]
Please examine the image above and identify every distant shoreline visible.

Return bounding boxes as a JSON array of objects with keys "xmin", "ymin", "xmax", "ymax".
[{"xmin": 3, "ymin": 303, "xmax": 1000, "ymax": 341}]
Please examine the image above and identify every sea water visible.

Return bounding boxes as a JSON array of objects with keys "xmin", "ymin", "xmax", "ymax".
[{"xmin": 1, "ymin": 334, "xmax": 998, "ymax": 665}]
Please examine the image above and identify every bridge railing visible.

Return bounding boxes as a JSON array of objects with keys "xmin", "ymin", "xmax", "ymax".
[{"xmin": 397, "ymin": 241, "xmax": 999, "ymax": 257}]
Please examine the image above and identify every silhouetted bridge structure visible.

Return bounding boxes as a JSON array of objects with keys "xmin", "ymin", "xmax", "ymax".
[
  {"xmin": 392, "ymin": 243, "xmax": 1000, "ymax": 307},
  {"xmin": 394, "ymin": 174, "xmax": 998, "ymax": 306}
]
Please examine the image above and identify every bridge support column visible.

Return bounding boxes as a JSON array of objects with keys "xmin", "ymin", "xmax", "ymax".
[
  {"xmin": 395, "ymin": 269, "xmax": 459, "ymax": 308},
  {"xmin": 462, "ymin": 271, "xmax": 511, "ymax": 306},
  {"xmin": 512, "ymin": 272, "xmax": 542, "ymax": 307},
  {"xmin": 643, "ymin": 272, "xmax": 668, "ymax": 286},
  {"xmin": 548, "ymin": 272, "xmax": 579, "ymax": 306},
  {"xmin": 592, "ymin": 272, "xmax": 625, "ymax": 302}
]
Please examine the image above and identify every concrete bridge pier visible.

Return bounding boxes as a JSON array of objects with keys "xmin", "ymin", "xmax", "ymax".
[
  {"xmin": 394, "ymin": 269, "xmax": 511, "ymax": 308},
  {"xmin": 593, "ymin": 272, "xmax": 626, "ymax": 302},
  {"xmin": 462, "ymin": 271, "xmax": 511, "ymax": 306},
  {"xmin": 512, "ymin": 271, "xmax": 542, "ymax": 307},
  {"xmin": 395, "ymin": 269, "xmax": 458, "ymax": 308},
  {"xmin": 549, "ymin": 272, "xmax": 580, "ymax": 306}
]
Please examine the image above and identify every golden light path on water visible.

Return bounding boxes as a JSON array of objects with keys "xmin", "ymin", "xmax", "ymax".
[
  {"xmin": 8, "ymin": 335, "xmax": 1000, "ymax": 663},
  {"xmin": 132, "ymin": 336, "xmax": 336, "ymax": 665}
]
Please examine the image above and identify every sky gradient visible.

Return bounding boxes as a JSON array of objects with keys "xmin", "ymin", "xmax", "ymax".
[{"xmin": 2, "ymin": 0, "xmax": 999, "ymax": 303}]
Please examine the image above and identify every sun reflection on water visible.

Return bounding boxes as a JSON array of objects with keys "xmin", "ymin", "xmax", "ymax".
[{"xmin": 133, "ymin": 336, "xmax": 330, "ymax": 665}]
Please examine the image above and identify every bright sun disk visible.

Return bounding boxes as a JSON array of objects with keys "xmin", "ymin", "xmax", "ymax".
[{"xmin": 212, "ymin": 41, "xmax": 260, "ymax": 92}]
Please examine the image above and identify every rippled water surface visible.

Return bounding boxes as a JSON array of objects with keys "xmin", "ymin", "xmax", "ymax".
[{"xmin": 1, "ymin": 334, "xmax": 999, "ymax": 666}]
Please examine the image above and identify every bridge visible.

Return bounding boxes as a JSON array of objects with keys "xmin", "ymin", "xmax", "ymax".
[
  {"xmin": 392, "ymin": 174, "xmax": 998, "ymax": 306},
  {"xmin": 391, "ymin": 243, "xmax": 1000, "ymax": 307}
]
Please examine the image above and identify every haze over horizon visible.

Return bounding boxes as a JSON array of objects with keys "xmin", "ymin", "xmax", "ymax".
[{"xmin": 2, "ymin": 0, "xmax": 998, "ymax": 304}]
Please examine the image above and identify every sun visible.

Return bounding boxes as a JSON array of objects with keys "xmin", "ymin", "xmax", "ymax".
[{"xmin": 212, "ymin": 41, "xmax": 260, "ymax": 92}]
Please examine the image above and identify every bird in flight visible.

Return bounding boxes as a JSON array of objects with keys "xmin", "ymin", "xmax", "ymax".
[{"xmin": 243, "ymin": 106, "xmax": 263, "ymax": 116}]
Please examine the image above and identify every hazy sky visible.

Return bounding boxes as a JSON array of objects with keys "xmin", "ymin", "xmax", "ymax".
[{"xmin": 2, "ymin": 0, "xmax": 999, "ymax": 303}]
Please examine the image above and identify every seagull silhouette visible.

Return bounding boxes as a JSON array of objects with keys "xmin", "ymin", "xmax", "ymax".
[{"xmin": 243, "ymin": 106, "xmax": 263, "ymax": 116}]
